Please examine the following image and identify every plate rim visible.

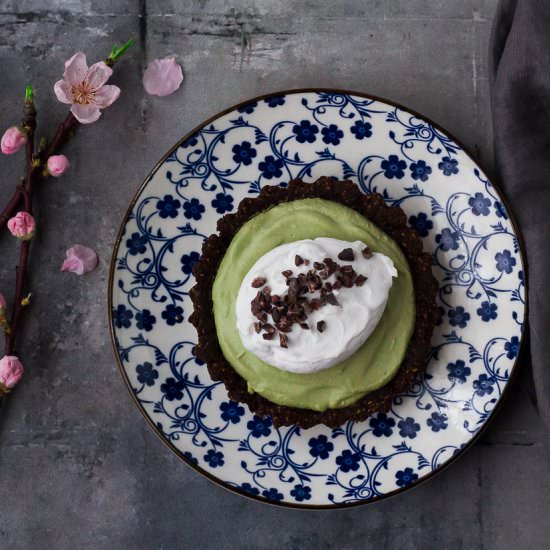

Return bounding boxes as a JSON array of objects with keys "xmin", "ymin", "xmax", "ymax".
[{"xmin": 107, "ymin": 87, "xmax": 529, "ymax": 509}]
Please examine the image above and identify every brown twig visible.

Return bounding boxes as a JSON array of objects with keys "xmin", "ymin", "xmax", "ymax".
[{"xmin": 4, "ymin": 97, "xmax": 37, "ymax": 356}]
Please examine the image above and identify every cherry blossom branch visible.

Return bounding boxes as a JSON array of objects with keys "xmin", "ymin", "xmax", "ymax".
[{"xmin": 0, "ymin": 39, "xmax": 135, "ymax": 401}]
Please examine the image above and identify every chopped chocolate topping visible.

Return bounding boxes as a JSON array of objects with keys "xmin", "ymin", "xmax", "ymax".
[
  {"xmin": 295, "ymin": 255, "xmax": 304, "ymax": 266},
  {"xmin": 251, "ymin": 277, "xmax": 266, "ymax": 288},
  {"xmin": 317, "ymin": 320, "xmax": 326, "ymax": 332},
  {"xmin": 355, "ymin": 274, "xmax": 368, "ymax": 286},
  {"xmin": 263, "ymin": 323, "xmax": 276, "ymax": 334},
  {"xmin": 271, "ymin": 308, "xmax": 281, "ymax": 323},
  {"xmin": 282, "ymin": 269, "xmax": 293, "ymax": 278},
  {"xmin": 299, "ymin": 323, "xmax": 310, "ymax": 330},
  {"xmin": 326, "ymin": 293, "xmax": 339, "ymax": 306},
  {"xmin": 304, "ymin": 259, "xmax": 310, "ymax": 266},
  {"xmin": 313, "ymin": 261, "xmax": 324, "ymax": 270},
  {"xmin": 262, "ymin": 332, "xmax": 275, "ymax": 340},
  {"xmin": 362, "ymin": 246, "xmax": 373, "ymax": 259},
  {"xmin": 338, "ymin": 248, "xmax": 355, "ymax": 261},
  {"xmin": 310, "ymin": 298, "xmax": 322, "ymax": 310},
  {"xmin": 254, "ymin": 322, "xmax": 262, "ymax": 333},
  {"xmin": 279, "ymin": 333, "xmax": 288, "ymax": 348},
  {"xmin": 332, "ymin": 280, "xmax": 342, "ymax": 290}
]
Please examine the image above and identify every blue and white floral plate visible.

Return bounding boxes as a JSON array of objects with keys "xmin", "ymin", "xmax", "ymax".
[{"xmin": 109, "ymin": 89, "xmax": 526, "ymax": 508}]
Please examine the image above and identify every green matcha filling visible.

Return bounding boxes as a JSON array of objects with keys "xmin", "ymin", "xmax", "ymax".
[{"xmin": 212, "ymin": 198, "xmax": 415, "ymax": 411}]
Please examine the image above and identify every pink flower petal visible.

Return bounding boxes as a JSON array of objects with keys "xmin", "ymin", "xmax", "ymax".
[
  {"xmin": 70, "ymin": 104, "xmax": 102, "ymax": 124},
  {"xmin": 93, "ymin": 85, "xmax": 121, "ymax": 108},
  {"xmin": 143, "ymin": 57, "xmax": 184, "ymax": 97},
  {"xmin": 86, "ymin": 61, "xmax": 114, "ymax": 90},
  {"xmin": 63, "ymin": 52, "xmax": 88, "ymax": 87},
  {"xmin": 54, "ymin": 79, "xmax": 73, "ymax": 104},
  {"xmin": 61, "ymin": 245, "xmax": 98, "ymax": 275}
]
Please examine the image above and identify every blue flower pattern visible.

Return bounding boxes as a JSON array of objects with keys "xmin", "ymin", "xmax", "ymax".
[
  {"xmin": 183, "ymin": 198, "xmax": 205, "ymax": 221},
  {"xmin": 477, "ymin": 301, "xmax": 497, "ymax": 322},
  {"xmin": 409, "ymin": 212, "xmax": 433, "ymax": 237},
  {"xmin": 156, "ymin": 195, "xmax": 181, "ymax": 219},
  {"xmin": 397, "ymin": 417, "xmax": 421, "ymax": 439},
  {"xmin": 410, "ymin": 160, "xmax": 432, "ymax": 182},
  {"xmin": 211, "ymin": 193, "xmax": 234, "ymax": 214},
  {"xmin": 113, "ymin": 92, "xmax": 524, "ymax": 505},
  {"xmin": 369, "ymin": 413, "xmax": 395, "ymax": 437},
  {"xmin": 448, "ymin": 306, "xmax": 470, "ymax": 329},
  {"xmin": 381, "ymin": 155, "xmax": 407, "ymax": 179},
  {"xmin": 136, "ymin": 362, "xmax": 158, "ymax": 386},
  {"xmin": 135, "ymin": 309, "xmax": 156, "ymax": 331},
  {"xmin": 232, "ymin": 141, "xmax": 257, "ymax": 166},
  {"xmin": 427, "ymin": 412, "xmax": 448, "ymax": 432}
]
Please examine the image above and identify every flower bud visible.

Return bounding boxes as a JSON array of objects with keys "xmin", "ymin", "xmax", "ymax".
[
  {"xmin": 1, "ymin": 126, "xmax": 26, "ymax": 155},
  {"xmin": 47, "ymin": 154, "xmax": 70, "ymax": 177},
  {"xmin": 0, "ymin": 355, "xmax": 23, "ymax": 394},
  {"xmin": 7, "ymin": 211, "xmax": 35, "ymax": 241}
]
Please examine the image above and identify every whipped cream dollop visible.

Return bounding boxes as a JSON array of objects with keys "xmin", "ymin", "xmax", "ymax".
[{"xmin": 236, "ymin": 238, "xmax": 397, "ymax": 374}]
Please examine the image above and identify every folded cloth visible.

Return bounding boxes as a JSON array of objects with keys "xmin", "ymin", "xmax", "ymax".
[{"xmin": 490, "ymin": 0, "xmax": 550, "ymax": 434}]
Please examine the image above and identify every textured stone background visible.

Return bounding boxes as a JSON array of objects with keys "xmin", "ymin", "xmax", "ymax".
[{"xmin": 0, "ymin": 1, "xmax": 548, "ymax": 549}]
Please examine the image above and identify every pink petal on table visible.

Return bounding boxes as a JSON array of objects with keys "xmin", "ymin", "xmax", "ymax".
[
  {"xmin": 143, "ymin": 57, "xmax": 184, "ymax": 97},
  {"xmin": 61, "ymin": 244, "xmax": 98, "ymax": 275}
]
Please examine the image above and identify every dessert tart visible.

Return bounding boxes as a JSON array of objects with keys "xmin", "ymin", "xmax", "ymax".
[{"xmin": 189, "ymin": 177, "xmax": 439, "ymax": 428}]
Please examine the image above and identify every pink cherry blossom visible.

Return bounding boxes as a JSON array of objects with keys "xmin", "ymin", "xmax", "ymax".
[
  {"xmin": 1, "ymin": 126, "xmax": 26, "ymax": 155},
  {"xmin": 0, "ymin": 355, "xmax": 23, "ymax": 391},
  {"xmin": 7, "ymin": 211, "xmax": 35, "ymax": 241},
  {"xmin": 54, "ymin": 52, "xmax": 121, "ymax": 124},
  {"xmin": 61, "ymin": 244, "xmax": 98, "ymax": 275},
  {"xmin": 143, "ymin": 57, "xmax": 184, "ymax": 97},
  {"xmin": 47, "ymin": 154, "xmax": 70, "ymax": 177}
]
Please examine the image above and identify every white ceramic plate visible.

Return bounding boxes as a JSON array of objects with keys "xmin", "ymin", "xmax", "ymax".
[{"xmin": 109, "ymin": 89, "xmax": 525, "ymax": 508}]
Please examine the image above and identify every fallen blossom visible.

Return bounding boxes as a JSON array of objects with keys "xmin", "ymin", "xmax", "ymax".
[
  {"xmin": 54, "ymin": 52, "xmax": 121, "ymax": 124},
  {"xmin": 47, "ymin": 154, "xmax": 70, "ymax": 177},
  {"xmin": 1, "ymin": 127, "xmax": 26, "ymax": 155},
  {"xmin": 143, "ymin": 57, "xmax": 184, "ymax": 97},
  {"xmin": 0, "ymin": 356, "xmax": 23, "ymax": 393},
  {"xmin": 61, "ymin": 244, "xmax": 98, "ymax": 275},
  {"xmin": 7, "ymin": 211, "xmax": 35, "ymax": 241}
]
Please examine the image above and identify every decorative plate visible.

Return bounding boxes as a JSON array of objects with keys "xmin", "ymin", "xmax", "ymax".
[{"xmin": 109, "ymin": 89, "xmax": 526, "ymax": 508}]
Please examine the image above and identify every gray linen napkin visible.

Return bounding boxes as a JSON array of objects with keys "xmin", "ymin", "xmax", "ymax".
[{"xmin": 490, "ymin": 0, "xmax": 550, "ymax": 434}]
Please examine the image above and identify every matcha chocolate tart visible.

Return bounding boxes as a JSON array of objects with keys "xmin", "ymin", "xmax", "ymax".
[{"xmin": 189, "ymin": 177, "xmax": 439, "ymax": 428}]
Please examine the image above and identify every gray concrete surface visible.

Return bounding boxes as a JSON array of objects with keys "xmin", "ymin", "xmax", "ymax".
[{"xmin": 0, "ymin": 1, "xmax": 548, "ymax": 549}]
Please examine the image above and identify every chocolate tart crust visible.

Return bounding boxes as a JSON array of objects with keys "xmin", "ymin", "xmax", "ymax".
[{"xmin": 189, "ymin": 177, "xmax": 439, "ymax": 428}]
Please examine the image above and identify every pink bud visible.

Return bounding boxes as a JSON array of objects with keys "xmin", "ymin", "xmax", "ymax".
[
  {"xmin": 0, "ymin": 355, "xmax": 23, "ymax": 391},
  {"xmin": 143, "ymin": 57, "xmax": 184, "ymax": 97},
  {"xmin": 7, "ymin": 211, "xmax": 35, "ymax": 241},
  {"xmin": 61, "ymin": 244, "xmax": 98, "ymax": 275},
  {"xmin": 47, "ymin": 154, "xmax": 70, "ymax": 177},
  {"xmin": 1, "ymin": 126, "xmax": 27, "ymax": 155}
]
